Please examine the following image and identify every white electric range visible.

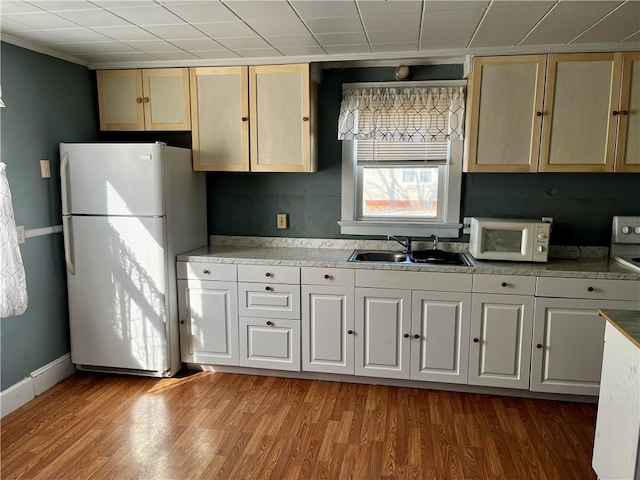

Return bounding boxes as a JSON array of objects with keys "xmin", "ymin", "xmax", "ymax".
[{"xmin": 610, "ymin": 216, "xmax": 640, "ymax": 272}]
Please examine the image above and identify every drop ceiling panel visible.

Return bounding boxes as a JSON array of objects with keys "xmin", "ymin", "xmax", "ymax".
[
  {"xmin": 44, "ymin": 28, "xmax": 116, "ymax": 43},
  {"xmin": 143, "ymin": 24, "xmax": 208, "ymax": 40},
  {"xmin": 371, "ymin": 42, "xmax": 419, "ymax": 53},
  {"xmin": 11, "ymin": 29, "xmax": 68, "ymax": 44},
  {"xmin": 53, "ymin": 9, "xmax": 131, "ymax": 28},
  {"xmin": 192, "ymin": 50, "xmax": 240, "ymax": 59},
  {"xmin": 233, "ymin": 47, "xmax": 283, "ymax": 57},
  {"xmin": 82, "ymin": 52, "xmax": 160, "ymax": 63},
  {"xmin": 324, "ymin": 44, "xmax": 371, "ymax": 54},
  {"xmin": 248, "ymin": 18, "xmax": 310, "ymax": 36},
  {"xmin": 572, "ymin": 1, "xmax": 640, "ymax": 43},
  {"xmin": 217, "ymin": 36, "xmax": 271, "ymax": 50},
  {"xmin": 92, "ymin": 26, "xmax": 158, "ymax": 41},
  {"xmin": 265, "ymin": 34, "xmax": 321, "ymax": 48},
  {"xmin": 25, "ymin": 1, "xmax": 96, "ymax": 11},
  {"xmin": 290, "ymin": 1, "xmax": 358, "ymax": 19},
  {"xmin": 149, "ymin": 51, "xmax": 200, "ymax": 61},
  {"xmin": 162, "ymin": 2, "xmax": 239, "ymax": 23},
  {"xmin": 521, "ymin": 1, "xmax": 622, "ymax": 45},
  {"xmin": 123, "ymin": 39, "xmax": 183, "ymax": 52},
  {"xmin": 421, "ymin": 8, "xmax": 486, "ymax": 49},
  {"xmin": 357, "ymin": 0, "xmax": 422, "ymax": 16},
  {"xmin": 470, "ymin": 1, "xmax": 555, "ymax": 48},
  {"xmin": 105, "ymin": 6, "xmax": 185, "ymax": 26},
  {"xmin": 169, "ymin": 38, "xmax": 226, "ymax": 51},
  {"xmin": 623, "ymin": 31, "xmax": 640, "ymax": 43},
  {"xmin": 1, "ymin": 2, "xmax": 45, "ymax": 14},
  {"xmin": 194, "ymin": 21, "xmax": 257, "ymax": 38},
  {"xmin": 305, "ymin": 16, "xmax": 364, "ymax": 34},
  {"xmin": 361, "ymin": 13, "xmax": 421, "ymax": 32},
  {"xmin": 315, "ymin": 31, "xmax": 368, "ymax": 46},
  {"xmin": 2, "ymin": 12, "xmax": 79, "ymax": 30},
  {"xmin": 367, "ymin": 30, "xmax": 419, "ymax": 45},
  {"xmin": 56, "ymin": 41, "xmax": 139, "ymax": 54},
  {"xmin": 279, "ymin": 45, "xmax": 326, "ymax": 56},
  {"xmin": 0, "ymin": 17, "xmax": 32, "ymax": 33},
  {"xmin": 424, "ymin": 1, "xmax": 490, "ymax": 13},
  {"xmin": 223, "ymin": 1, "xmax": 298, "ymax": 21}
]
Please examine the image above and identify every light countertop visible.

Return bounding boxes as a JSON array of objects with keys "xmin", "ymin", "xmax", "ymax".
[
  {"xmin": 177, "ymin": 244, "xmax": 640, "ymax": 280},
  {"xmin": 598, "ymin": 309, "xmax": 640, "ymax": 348}
]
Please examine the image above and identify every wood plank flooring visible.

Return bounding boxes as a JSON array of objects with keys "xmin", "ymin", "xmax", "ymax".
[{"xmin": 1, "ymin": 372, "xmax": 597, "ymax": 479}]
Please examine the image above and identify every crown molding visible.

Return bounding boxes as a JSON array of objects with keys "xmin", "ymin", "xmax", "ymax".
[{"xmin": 1, "ymin": 34, "xmax": 88, "ymax": 67}]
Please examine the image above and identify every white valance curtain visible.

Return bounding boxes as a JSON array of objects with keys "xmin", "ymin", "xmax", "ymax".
[
  {"xmin": 1, "ymin": 162, "xmax": 28, "ymax": 317},
  {"xmin": 337, "ymin": 85, "xmax": 465, "ymax": 142}
]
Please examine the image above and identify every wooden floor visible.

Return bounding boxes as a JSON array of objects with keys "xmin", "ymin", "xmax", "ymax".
[{"xmin": 1, "ymin": 371, "xmax": 597, "ymax": 479}]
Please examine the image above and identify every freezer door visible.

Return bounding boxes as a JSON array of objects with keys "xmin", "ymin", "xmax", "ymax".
[
  {"xmin": 65, "ymin": 215, "xmax": 170, "ymax": 372},
  {"xmin": 60, "ymin": 143, "xmax": 165, "ymax": 216}
]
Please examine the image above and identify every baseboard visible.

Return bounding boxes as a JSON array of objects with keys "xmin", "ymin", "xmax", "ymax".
[{"xmin": 1, "ymin": 353, "xmax": 76, "ymax": 418}]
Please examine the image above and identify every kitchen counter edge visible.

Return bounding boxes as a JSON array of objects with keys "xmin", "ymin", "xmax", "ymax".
[{"xmin": 598, "ymin": 309, "xmax": 640, "ymax": 348}]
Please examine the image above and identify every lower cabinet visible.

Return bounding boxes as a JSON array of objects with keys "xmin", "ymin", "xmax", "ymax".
[
  {"xmin": 468, "ymin": 294, "xmax": 534, "ymax": 389},
  {"xmin": 410, "ymin": 291, "xmax": 471, "ymax": 384},
  {"xmin": 177, "ymin": 278, "xmax": 239, "ymax": 365},
  {"xmin": 355, "ymin": 288, "xmax": 411, "ymax": 379},
  {"xmin": 530, "ymin": 297, "xmax": 638, "ymax": 395},
  {"xmin": 239, "ymin": 317, "xmax": 300, "ymax": 371}
]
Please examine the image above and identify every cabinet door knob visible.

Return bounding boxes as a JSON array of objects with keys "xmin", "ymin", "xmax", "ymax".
[
  {"xmin": 587, "ymin": 286, "xmax": 594, "ymax": 292},
  {"xmin": 324, "ymin": 274, "xmax": 331, "ymax": 279},
  {"xmin": 613, "ymin": 110, "xmax": 619, "ymax": 116},
  {"xmin": 347, "ymin": 330, "xmax": 354, "ymax": 335},
  {"xmin": 265, "ymin": 272, "xmax": 271, "ymax": 277},
  {"xmin": 536, "ymin": 112, "xmax": 542, "ymax": 117},
  {"xmin": 473, "ymin": 338, "xmax": 479, "ymax": 343},
  {"xmin": 180, "ymin": 320, "xmax": 185, "ymax": 324},
  {"xmin": 136, "ymin": 97, "xmax": 143, "ymax": 104},
  {"xmin": 536, "ymin": 343, "xmax": 543, "ymax": 349},
  {"xmin": 265, "ymin": 286, "xmax": 272, "ymax": 291},
  {"xmin": 302, "ymin": 116, "xmax": 309, "ymax": 122},
  {"xmin": 266, "ymin": 321, "xmax": 273, "ymax": 326},
  {"xmin": 413, "ymin": 334, "xmax": 420, "ymax": 339},
  {"xmin": 203, "ymin": 269, "xmax": 210, "ymax": 274},
  {"xmin": 622, "ymin": 110, "xmax": 629, "ymax": 115},
  {"xmin": 143, "ymin": 97, "xmax": 150, "ymax": 103},
  {"xmin": 501, "ymin": 282, "xmax": 507, "ymax": 287},
  {"xmin": 241, "ymin": 116, "xmax": 248, "ymax": 121},
  {"xmin": 403, "ymin": 333, "xmax": 409, "ymax": 338}
]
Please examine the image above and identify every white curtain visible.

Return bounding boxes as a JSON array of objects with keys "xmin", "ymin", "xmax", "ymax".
[
  {"xmin": 337, "ymin": 86, "xmax": 465, "ymax": 142},
  {"xmin": 1, "ymin": 162, "xmax": 28, "ymax": 317}
]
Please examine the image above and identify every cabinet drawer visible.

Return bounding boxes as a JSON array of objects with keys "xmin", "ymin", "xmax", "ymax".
[
  {"xmin": 239, "ymin": 317, "xmax": 300, "ymax": 371},
  {"xmin": 177, "ymin": 262, "xmax": 237, "ymax": 281},
  {"xmin": 473, "ymin": 274, "xmax": 536, "ymax": 295},
  {"xmin": 355, "ymin": 269, "xmax": 472, "ymax": 292},
  {"xmin": 238, "ymin": 283, "xmax": 301, "ymax": 319},
  {"xmin": 301, "ymin": 267, "xmax": 354, "ymax": 286},
  {"xmin": 238, "ymin": 265, "xmax": 300, "ymax": 284},
  {"xmin": 536, "ymin": 277, "xmax": 640, "ymax": 301}
]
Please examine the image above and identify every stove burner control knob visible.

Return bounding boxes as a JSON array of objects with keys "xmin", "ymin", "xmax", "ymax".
[
  {"xmin": 621, "ymin": 225, "xmax": 631, "ymax": 234},
  {"xmin": 635, "ymin": 226, "xmax": 640, "ymax": 235}
]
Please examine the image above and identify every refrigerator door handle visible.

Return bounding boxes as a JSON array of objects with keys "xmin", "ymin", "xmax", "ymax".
[
  {"xmin": 62, "ymin": 216, "xmax": 76, "ymax": 275},
  {"xmin": 60, "ymin": 151, "xmax": 70, "ymax": 215}
]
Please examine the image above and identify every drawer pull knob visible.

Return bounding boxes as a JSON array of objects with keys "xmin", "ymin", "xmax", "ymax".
[
  {"xmin": 265, "ymin": 286, "xmax": 272, "ymax": 291},
  {"xmin": 266, "ymin": 321, "xmax": 273, "ymax": 326},
  {"xmin": 303, "ymin": 116, "xmax": 309, "ymax": 122},
  {"xmin": 403, "ymin": 333, "xmax": 410, "ymax": 338},
  {"xmin": 203, "ymin": 269, "xmax": 210, "ymax": 274},
  {"xmin": 536, "ymin": 343, "xmax": 543, "ymax": 349},
  {"xmin": 473, "ymin": 338, "xmax": 479, "ymax": 343},
  {"xmin": 413, "ymin": 334, "xmax": 420, "ymax": 339},
  {"xmin": 180, "ymin": 320, "xmax": 185, "ymax": 325},
  {"xmin": 324, "ymin": 274, "xmax": 331, "ymax": 279},
  {"xmin": 241, "ymin": 116, "xmax": 248, "ymax": 121},
  {"xmin": 501, "ymin": 282, "xmax": 507, "ymax": 287},
  {"xmin": 536, "ymin": 111, "xmax": 542, "ymax": 117},
  {"xmin": 136, "ymin": 97, "xmax": 143, "ymax": 104},
  {"xmin": 613, "ymin": 110, "xmax": 620, "ymax": 116},
  {"xmin": 622, "ymin": 110, "xmax": 629, "ymax": 115},
  {"xmin": 347, "ymin": 330, "xmax": 354, "ymax": 335},
  {"xmin": 265, "ymin": 272, "xmax": 271, "ymax": 277},
  {"xmin": 587, "ymin": 286, "xmax": 594, "ymax": 292}
]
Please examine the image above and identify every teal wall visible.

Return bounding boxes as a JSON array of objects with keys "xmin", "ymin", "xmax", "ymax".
[
  {"xmin": 208, "ymin": 66, "xmax": 640, "ymax": 245},
  {"xmin": 0, "ymin": 42, "xmax": 97, "ymax": 391}
]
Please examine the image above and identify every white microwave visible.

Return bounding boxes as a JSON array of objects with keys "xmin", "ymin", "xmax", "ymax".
[{"xmin": 469, "ymin": 217, "xmax": 551, "ymax": 262}]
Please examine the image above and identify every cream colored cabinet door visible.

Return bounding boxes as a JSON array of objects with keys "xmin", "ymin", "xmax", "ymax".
[
  {"xmin": 190, "ymin": 67, "xmax": 250, "ymax": 171},
  {"xmin": 530, "ymin": 297, "xmax": 638, "ymax": 396},
  {"xmin": 249, "ymin": 64, "xmax": 317, "ymax": 172},
  {"xmin": 410, "ymin": 291, "xmax": 471, "ymax": 384},
  {"xmin": 177, "ymin": 279, "xmax": 239, "ymax": 366},
  {"xmin": 615, "ymin": 52, "xmax": 640, "ymax": 172},
  {"xmin": 468, "ymin": 294, "xmax": 534, "ymax": 389},
  {"xmin": 97, "ymin": 68, "xmax": 190, "ymax": 131},
  {"xmin": 97, "ymin": 70, "xmax": 145, "ymax": 131},
  {"xmin": 239, "ymin": 316, "xmax": 300, "ymax": 371},
  {"xmin": 539, "ymin": 53, "xmax": 622, "ymax": 172},
  {"xmin": 464, "ymin": 55, "xmax": 546, "ymax": 172},
  {"xmin": 301, "ymin": 285, "xmax": 354, "ymax": 375},
  {"xmin": 355, "ymin": 288, "xmax": 411, "ymax": 379},
  {"xmin": 142, "ymin": 68, "xmax": 191, "ymax": 131}
]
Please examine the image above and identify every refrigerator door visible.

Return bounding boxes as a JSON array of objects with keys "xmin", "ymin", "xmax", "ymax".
[
  {"xmin": 65, "ymin": 215, "xmax": 170, "ymax": 373},
  {"xmin": 60, "ymin": 143, "xmax": 165, "ymax": 216}
]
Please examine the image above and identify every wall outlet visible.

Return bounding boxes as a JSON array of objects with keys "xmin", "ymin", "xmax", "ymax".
[
  {"xmin": 276, "ymin": 213, "xmax": 288, "ymax": 229},
  {"xmin": 40, "ymin": 159, "xmax": 51, "ymax": 178},
  {"xmin": 16, "ymin": 226, "xmax": 26, "ymax": 244}
]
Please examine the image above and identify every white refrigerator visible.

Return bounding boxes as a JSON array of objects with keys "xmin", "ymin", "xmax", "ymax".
[{"xmin": 60, "ymin": 142, "xmax": 206, "ymax": 376}]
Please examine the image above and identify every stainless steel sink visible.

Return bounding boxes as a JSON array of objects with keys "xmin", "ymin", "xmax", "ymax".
[{"xmin": 348, "ymin": 251, "xmax": 407, "ymax": 263}]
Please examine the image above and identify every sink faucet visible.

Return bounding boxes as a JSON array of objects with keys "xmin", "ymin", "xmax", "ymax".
[
  {"xmin": 428, "ymin": 234, "xmax": 439, "ymax": 250},
  {"xmin": 388, "ymin": 235, "xmax": 412, "ymax": 254}
]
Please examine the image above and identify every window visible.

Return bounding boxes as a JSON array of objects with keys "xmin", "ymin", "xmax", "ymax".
[{"xmin": 337, "ymin": 82, "xmax": 466, "ymax": 237}]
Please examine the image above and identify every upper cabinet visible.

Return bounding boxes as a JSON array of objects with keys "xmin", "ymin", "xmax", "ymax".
[
  {"xmin": 191, "ymin": 64, "xmax": 317, "ymax": 173},
  {"xmin": 464, "ymin": 52, "xmax": 640, "ymax": 173},
  {"xmin": 97, "ymin": 68, "xmax": 191, "ymax": 132}
]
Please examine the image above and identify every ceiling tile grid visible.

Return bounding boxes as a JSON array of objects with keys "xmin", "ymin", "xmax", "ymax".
[{"xmin": 0, "ymin": 0, "xmax": 637, "ymax": 68}]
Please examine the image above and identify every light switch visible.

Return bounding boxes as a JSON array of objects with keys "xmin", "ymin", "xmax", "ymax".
[
  {"xmin": 40, "ymin": 159, "xmax": 51, "ymax": 178},
  {"xmin": 16, "ymin": 226, "xmax": 25, "ymax": 244}
]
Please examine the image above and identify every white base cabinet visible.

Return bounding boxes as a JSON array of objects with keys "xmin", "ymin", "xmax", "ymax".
[
  {"xmin": 410, "ymin": 291, "xmax": 471, "ymax": 384},
  {"xmin": 468, "ymin": 294, "xmax": 534, "ymax": 389},
  {"xmin": 239, "ymin": 317, "xmax": 300, "ymax": 371}
]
